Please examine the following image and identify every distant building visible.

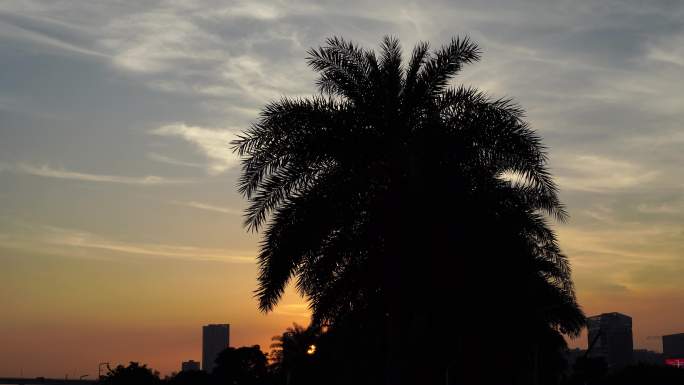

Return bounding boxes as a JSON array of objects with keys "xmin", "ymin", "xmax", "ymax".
[
  {"xmin": 587, "ymin": 312, "xmax": 633, "ymax": 369},
  {"xmin": 202, "ymin": 324, "xmax": 230, "ymax": 373},
  {"xmin": 663, "ymin": 333, "xmax": 684, "ymax": 359},
  {"xmin": 181, "ymin": 360, "xmax": 200, "ymax": 372},
  {"xmin": 632, "ymin": 349, "xmax": 664, "ymax": 365}
]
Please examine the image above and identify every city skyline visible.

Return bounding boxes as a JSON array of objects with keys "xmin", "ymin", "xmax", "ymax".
[
  {"xmin": 2, "ymin": 314, "xmax": 682, "ymax": 378},
  {"xmin": 2, "ymin": 0, "xmax": 684, "ymax": 379}
]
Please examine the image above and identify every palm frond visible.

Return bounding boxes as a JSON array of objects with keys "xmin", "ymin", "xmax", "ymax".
[
  {"xmin": 440, "ymin": 87, "xmax": 567, "ymax": 221},
  {"xmin": 416, "ymin": 36, "xmax": 481, "ymax": 98},
  {"xmin": 404, "ymin": 41, "xmax": 430, "ymax": 91},
  {"xmin": 254, "ymin": 169, "xmax": 356, "ymax": 311},
  {"xmin": 307, "ymin": 36, "xmax": 374, "ymax": 103}
]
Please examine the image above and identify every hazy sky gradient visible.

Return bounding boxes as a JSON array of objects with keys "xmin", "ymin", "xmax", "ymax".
[{"xmin": 1, "ymin": 0, "xmax": 683, "ymax": 377}]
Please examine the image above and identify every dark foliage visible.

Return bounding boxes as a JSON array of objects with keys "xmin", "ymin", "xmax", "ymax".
[
  {"xmin": 213, "ymin": 345, "xmax": 268, "ymax": 385},
  {"xmin": 269, "ymin": 324, "xmax": 320, "ymax": 385},
  {"xmin": 233, "ymin": 35, "xmax": 585, "ymax": 384},
  {"xmin": 569, "ymin": 356, "xmax": 609, "ymax": 384},
  {"xmin": 567, "ymin": 362, "xmax": 684, "ymax": 385},
  {"xmin": 606, "ymin": 364, "xmax": 684, "ymax": 385},
  {"xmin": 99, "ymin": 362, "xmax": 160, "ymax": 385},
  {"xmin": 166, "ymin": 369, "xmax": 210, "ymax": 385}
]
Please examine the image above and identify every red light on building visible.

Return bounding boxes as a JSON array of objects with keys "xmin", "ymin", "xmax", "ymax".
[{"xmin": 665, "ymin": 358, "xmax": 684, "ymax": 368}]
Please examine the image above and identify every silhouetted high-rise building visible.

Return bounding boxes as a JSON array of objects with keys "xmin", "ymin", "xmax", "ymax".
[
  {"xmin": 202, "ymin": 324, "xmax": 230, "ymax": 373},
  {"xmin": 181, "ymin": 360, "xmax": 200, "ymax": 372},
  {"xmin": 663, "ymin": 333, "xmax": 684, "ymax": 358},
  {"xmin": 587, "ymin": 312, "xmax": 633, "ymax": 369}
]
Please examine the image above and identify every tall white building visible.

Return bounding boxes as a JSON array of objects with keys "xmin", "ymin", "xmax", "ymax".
[{"xmin": 202, "ymin": 324, "xmax": 230, "ymax": 373}]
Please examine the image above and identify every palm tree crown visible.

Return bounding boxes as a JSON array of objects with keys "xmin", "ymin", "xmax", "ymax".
[{"xmin": 233, "ymin": 36, "xmax": 584, "ymax": 384}]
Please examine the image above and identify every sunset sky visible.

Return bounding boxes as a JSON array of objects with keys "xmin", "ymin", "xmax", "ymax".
[{"xmin": 1, "ymin": 0, "xmax": 683, "ymax": 378}]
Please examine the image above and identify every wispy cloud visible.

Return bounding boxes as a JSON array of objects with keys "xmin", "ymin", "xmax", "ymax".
[
  {"xmin": 273, "ymin": 303, "xmax": 311, "ymax": 318},
  {"xmin": 170, "ymin": 200, "xmax": 242, "ymax": 215},
  {"xmin": 647, "ymin": 33, "xmax": 684, "ymax": 67},
  {"xmin": 2, "ymin": 163, "xmax": 190, "ymax": 185},
  {"xmin": 554, "ymin": 155, "xmax": 659, "ymax": 193},
  {"xmin": 102, "ymin": 9, "xmax": 223, "ymax": 74},
  {"xmin": 147, "ymin": 152, "xmax": 205, "ymax": 169},
  {"xmin": 637, "ymin": 202, "xmax": 682, "ymax": 215},
  {"xmin": 0, "ymin": 10, "xmax": 109, "ymax": 59},
  {"xmin": 0, "ymin": 223, "xmax": 254, "ymax": 263},
  {"xmin": 151, "ymin": 123, "xmax": 240, "ymax": 174}
]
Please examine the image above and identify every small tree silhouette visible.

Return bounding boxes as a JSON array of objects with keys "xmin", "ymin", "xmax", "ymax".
[{"xmin": 212, "ymin": 346, "xmax": 268, "ymax": 385}]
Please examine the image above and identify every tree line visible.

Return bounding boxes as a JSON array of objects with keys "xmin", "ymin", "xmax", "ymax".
[{"xmin": 98, "ymin": 325, "xmax": 684, "ymax": 385}]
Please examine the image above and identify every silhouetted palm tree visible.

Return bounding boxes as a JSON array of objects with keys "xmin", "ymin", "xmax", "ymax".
[
  {"xmin": 270, "ymin": 323, "xmax": 320, "ymax": 385},
  {"xmin": 270, "ymin": 323, "xmax": 317, "ymax": 365},
  {"xmin": 234, "ymin": 36, "xmax": 584, "ymax": 384}
]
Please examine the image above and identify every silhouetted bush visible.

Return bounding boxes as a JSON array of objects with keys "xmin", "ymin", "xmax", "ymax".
[
  {"xmin": 166, "ymin": 369, "xmax": 210, "ymax": 385},
  {"xmin": 212, "ymin": 345, "xmax": 268, "ymax": 385},
  {"xmin": 606, "ymin": 364, "xmax": 684, "ymax": 385},
  {"xmin": 99, "ymin": 362, "xmax": 160, "ymax": 385}
]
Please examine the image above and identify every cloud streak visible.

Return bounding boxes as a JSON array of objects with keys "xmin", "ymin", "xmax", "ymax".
[
  {"xmin": 147, "ymin": 152, "xmax": 205, "ymax": 169},
  {"xmin": 170, "ymin": 200, "xmax": 242, "ymax": 215},
  {"xmin": 0, "ymin": 223, "xmax": 254, "ymax": 263},
  {"xmin": 554, "ymin": 155, "xmax": 660, "ymax": 193},
  {"xmin": 0, "ymin": 10, "xmax": 109, "ymax": 58},
  {"xmin": 1, "ymin": 163, "xmax": 190, "ymax": 185},
  {"xmin": 272, "ymin": 303, "xmax": 312, "ymax": 318}
]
